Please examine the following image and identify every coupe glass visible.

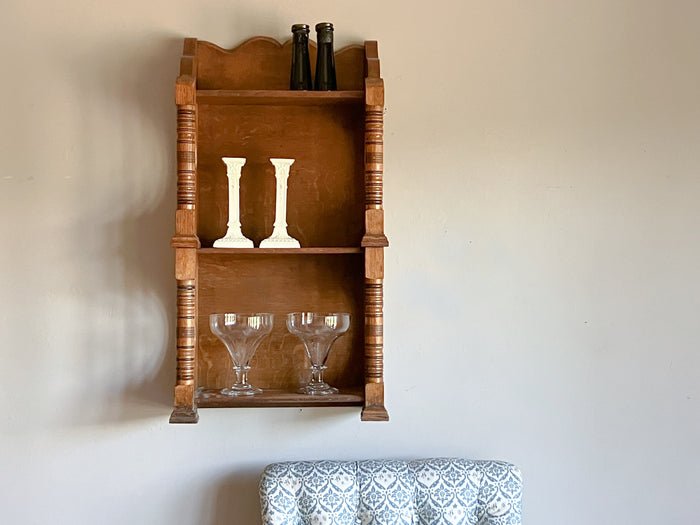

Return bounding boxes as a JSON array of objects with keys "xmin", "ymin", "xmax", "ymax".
[
  {"xmin": 287, "ymin": 312, "xmax": 350, "ymax": 395},
  {"xmin": 210, "ymin": 313, "xmax": 273, "ymax": 396}
]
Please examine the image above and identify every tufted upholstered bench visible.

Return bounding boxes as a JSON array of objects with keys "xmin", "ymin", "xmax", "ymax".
[{"xmin": 259, "ymin": 458, "xmax": 522, "ymax": 524}]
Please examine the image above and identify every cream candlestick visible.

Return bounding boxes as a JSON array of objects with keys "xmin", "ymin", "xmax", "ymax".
[
  {"xmin": 213, "ymin": 157, "xmax": 254, "ymax": 248},
  {"xmin": 260, "ymin": 158, "xmax": 301, "ymax": 248}
]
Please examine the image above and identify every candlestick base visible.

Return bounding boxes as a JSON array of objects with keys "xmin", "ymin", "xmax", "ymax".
[
  {"xmin": 259, "ymin": 229, "xmax": 300, "ymax": 248},
  {"xmin": 213, "ymin": 234, "xmax": 254, "ymax": 248}
]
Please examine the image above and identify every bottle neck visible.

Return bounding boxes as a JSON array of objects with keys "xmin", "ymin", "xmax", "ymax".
[
  {"xmin": 316, "ymin": 28, "xmax": 333, "ymax": 45},
  {"xmin": 290, "ymin": 30, "xmax": 312, "ymax": 90},
  {"xmin": 314, "ymin": 27, "xmax": 336, "ymax": 91},
  {"xmin": 293, "ymin": 32, "xmax": 309, "ymax": 45}
]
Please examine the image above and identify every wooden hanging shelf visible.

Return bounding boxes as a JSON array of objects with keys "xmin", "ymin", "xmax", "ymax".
[
  {"xmin": 169, "ymin": 36, "xmax": 388, "ymax": 424},
  {"xmin": 196, "ymin": 247, "xmax": 364, "ymax": 255},
  {"xmin": 196, "ymin": 89, "xmax": 365, "ymax": 106}
]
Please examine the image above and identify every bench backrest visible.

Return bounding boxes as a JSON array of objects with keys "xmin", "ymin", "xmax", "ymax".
[{"xmin": 260, "ymin": 458, "xmax": 522, "ymax": 524}]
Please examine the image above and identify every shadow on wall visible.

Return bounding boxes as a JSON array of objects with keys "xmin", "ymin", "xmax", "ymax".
[
  {"xmin": 208, "ymin": 469, "xmax": 264, "ymax": 525},
  {"xmin": 51, "ymin": 11, "xmax": 291, "ymax": 429},
  {"xmin": 62, "ymin": 33, "xmax": 185, "ymax": 426}
]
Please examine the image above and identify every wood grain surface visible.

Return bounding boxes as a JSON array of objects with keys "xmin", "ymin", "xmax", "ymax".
[
  {"xmin": 197, "ymin": 103, "xmax": 364, "ymax": 248},
  {"xmin": 197, "ymin": 90, "xmax": 364, "ymax": 106},
  {"xmin": 197, "ymin": 252, "xmax": 365, "ymax": 392},
  {"xmin": 197, "ymin": 387, "xmax": 363, "ymax": 408},
  {"xmin": 196, "ymin": 38, "xmax": 364, "ymax": 91}
]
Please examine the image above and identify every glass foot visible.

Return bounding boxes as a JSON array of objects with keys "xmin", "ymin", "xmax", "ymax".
[
  {"xmin": 299, "ymin": 382, "xmax": 338, "ymax": 395},
  {"xmin": 222, "ymin": 384, "xmax": 262, "ymax": 396}
]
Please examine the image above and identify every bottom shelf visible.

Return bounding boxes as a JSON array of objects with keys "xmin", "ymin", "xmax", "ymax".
[{"xmin": 196, "ymin": 386, "xmax": 364, "ymax": 408}]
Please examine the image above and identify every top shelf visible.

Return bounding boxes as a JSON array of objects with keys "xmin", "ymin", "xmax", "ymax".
[{"xmin": 196, "ymin": 89, "xmax": 365, "ymax": 106}]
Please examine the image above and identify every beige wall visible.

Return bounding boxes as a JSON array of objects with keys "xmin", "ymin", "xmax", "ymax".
[{"xmin": 2, "ymin": 1, "xmax": 700, "ymax": 523}]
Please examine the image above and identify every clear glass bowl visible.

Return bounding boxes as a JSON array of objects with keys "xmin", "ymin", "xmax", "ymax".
[
  {"xmin": 286, "ymin": 312, "xmax": 350, "ymax": 395},
  {"xmin": 210, "ymin": 313, "xmax": 274, "ymax": 396}
]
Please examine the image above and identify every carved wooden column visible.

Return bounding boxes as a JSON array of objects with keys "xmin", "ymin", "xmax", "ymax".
[
  {"xmin": 170, "ymin": 38, "xmax": 200, "ymax": 423},
  {"xmin": 361, "ymin": 41, "xmax": 389, "ymax": 421}
]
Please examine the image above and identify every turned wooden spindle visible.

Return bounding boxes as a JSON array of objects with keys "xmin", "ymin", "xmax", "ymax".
[
  {"xmin": 361, "ymin": 41, "xmax": 389, "ymax": 421},
  {"xmin": 364, "ymin": 107, "xmax": 384, "ymax": 209},
  {"xmin": 176, "ymin": 280, "xmax": 196, "ymax": 385},
  {"xmin": 170, "ymin": 39, "xmax": 199, "ymax": 424},
  {"xmin": 176, "ymin": 106, "xmax": 197, "ymax": 209},
  {"xmin": 364, "ymin": 279, "xmax": 384, "ymax": 381}
]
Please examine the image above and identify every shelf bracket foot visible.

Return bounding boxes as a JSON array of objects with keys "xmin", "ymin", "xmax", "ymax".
[
  {"xmin": 361, "ymin": 405, "xmax": 389, "ymax": 422},
  {"xmin": 170, "ymin": 406, "xmax": 199, "ymax": 424}
]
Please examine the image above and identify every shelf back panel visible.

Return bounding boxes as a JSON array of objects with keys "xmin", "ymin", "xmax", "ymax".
[
  {"xmin": 197, "ymin": 104, "xmax": 364, "ymax": 247},
  {"xmin": 196, "ymin": 38, "xmax": 365, "ymax": 90},
  {"xmin": 197, "ymin": 252, "xmax": 365, "ymax": 391}
]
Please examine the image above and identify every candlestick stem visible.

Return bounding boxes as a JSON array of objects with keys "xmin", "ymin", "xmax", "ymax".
[
  {"xmin": 214, "ymin": 157, "xmax": 253, "ymax": 248},
  {"xmin": 260, "ymin": 158, "xmax": 300, "ymax": 248}
]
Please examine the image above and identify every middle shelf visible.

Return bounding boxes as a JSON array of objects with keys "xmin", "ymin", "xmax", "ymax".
[{"xmin": 198, "ymin": 247, "xmax": 363, "ymax": 254}]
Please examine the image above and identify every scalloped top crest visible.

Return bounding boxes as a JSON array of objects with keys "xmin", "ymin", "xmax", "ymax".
[{"xmin": 195, "ymin": 37, "xmax": 366, "ymax": 90}]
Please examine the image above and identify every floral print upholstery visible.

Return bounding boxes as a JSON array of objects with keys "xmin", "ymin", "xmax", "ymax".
[{"xmin": 260, "ymin": 458, "xmax": 522, "ymax": 524}]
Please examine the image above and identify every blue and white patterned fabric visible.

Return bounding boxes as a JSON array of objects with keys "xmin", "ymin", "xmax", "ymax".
[{"xmin": 259, "ymin": 458, "xmax": 522, "ymax": 525}]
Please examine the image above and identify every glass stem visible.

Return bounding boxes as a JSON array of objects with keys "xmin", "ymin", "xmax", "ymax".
[
  {"xmin": 312, "ymin": 366, "xmax": 324, "ymax": 384},
  {"xmin": 235, "ymin": 366, "xmax": 247, "ymax": 386}
]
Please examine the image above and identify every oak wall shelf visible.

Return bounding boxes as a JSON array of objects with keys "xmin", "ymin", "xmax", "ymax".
[
  {"xmin": 197, "ymin": 247, "xmax": 364, "ymax": 255},
  {"xmin": 170, "ymin": 36, "xmax": 388, "ymax": 424},
  {"xmin": 196, "ymin": 90, "xmax": 365, "ymax": 106}
]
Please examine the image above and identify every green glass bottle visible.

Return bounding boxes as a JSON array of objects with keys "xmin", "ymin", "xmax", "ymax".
[
  {"xmin": 290, "ymin": 24, "xmax": 312, "ymax": 90},
  {"xmin": 314, "ymin": 22, "xmax": 337, "ymax": 91}
]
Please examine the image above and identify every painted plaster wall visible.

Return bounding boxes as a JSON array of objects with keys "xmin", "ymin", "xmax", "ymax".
[{"xmin": 2, "ymin": 1, "xmax": 699, "ymax": 523}]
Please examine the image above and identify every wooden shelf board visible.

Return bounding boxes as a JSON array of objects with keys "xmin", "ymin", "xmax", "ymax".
[
  {"xmin": 197, "ymin": 247, "xmax": 363, "ymax": 255},
  {"xmin": 196, "ymin": 387, "xmax": 364, "ymax": 407},
  {"xmin": 197, "ymin": 90, "xmax": 365, "ymax": 106}
]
